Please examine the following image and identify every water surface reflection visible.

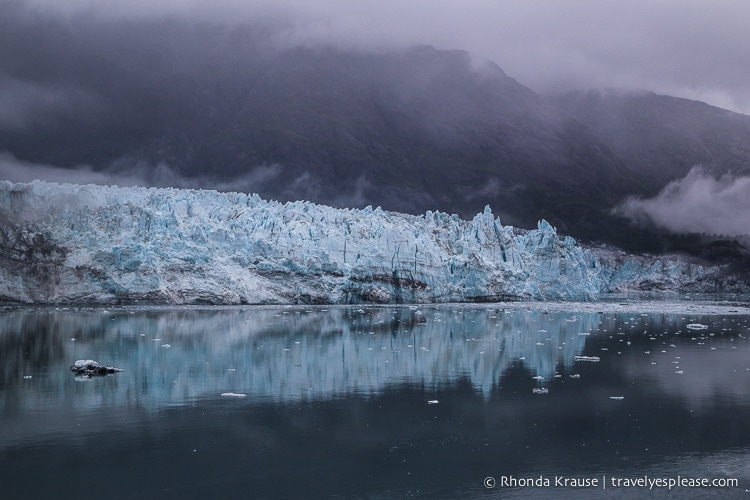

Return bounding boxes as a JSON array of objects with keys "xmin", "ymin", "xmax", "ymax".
[
  {"xmin": 2, "ymin": 305, "xmax": 596, "ymax": 409},
  {"xmin": 1, "ymin": 304, "xmax": 749, "ymax": 498}
]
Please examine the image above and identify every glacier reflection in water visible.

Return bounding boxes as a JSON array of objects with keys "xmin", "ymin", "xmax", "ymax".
[
  {"xmin": 2, "ymin": 303, "xmax": 750, "ymax": 498},
  {"xmin": 2, "ymin": 305, "xmax": 596, "ymax": 410}
]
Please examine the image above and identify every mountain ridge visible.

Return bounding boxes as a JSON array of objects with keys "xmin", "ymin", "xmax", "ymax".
[{"xmin": 2, "ymin": 16, "xmax": 749, "ymax": 257}]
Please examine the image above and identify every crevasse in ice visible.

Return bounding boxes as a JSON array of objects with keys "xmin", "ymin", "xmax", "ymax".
[{"xmin": 0, "ymin": 180, "xmax": 727, "ymax": 304}]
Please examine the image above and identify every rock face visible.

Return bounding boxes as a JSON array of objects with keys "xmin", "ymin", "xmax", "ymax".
[
  {"xmin": 0, "ymin": 181, "xmax": 742, "ymax": 305},
  {"xmin": 70, "ymin": 359, "xmax": 123, "ymax": 376}
]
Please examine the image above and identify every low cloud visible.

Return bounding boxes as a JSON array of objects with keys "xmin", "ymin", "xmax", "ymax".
[
  {"xmin": 13, "ymin": 0, "xmax": 750, "ymax": 114},
  {"xmin": 0, "ymin": 152, "xmax": 282, "ymax": 194},
  {"xmin": 616, "ymin": 167, "xmax": 750, "ymax": 236},
  {"xmin": 0, "ymin": 152, "xmax": 142, "ymax": 186}
]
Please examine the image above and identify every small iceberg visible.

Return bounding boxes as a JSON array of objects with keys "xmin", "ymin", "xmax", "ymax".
[
  {"xmin": 609, "ymin": 396, "xmax": 624, "ymax": 400},
  {"xmin": 686, "ymin": 323, "xmax": 708, "ymax": 330},
  {"xmin": 221, "ymin": 392, "xmax": 247, "ymax": 397},
  {"xmin": 573, "ymin": 356, "xmax": 600, "ymax": 362},
  {"xmin": 427, "ymin": 400, "xmax": 439, "ymax": 404},
  {"xmin": 532, "ymin": 387, "xmax": 549, "ymax": 394},
  {"xmin": 70, "ymin": 359, "xmax": 123, "ymax": 377}
]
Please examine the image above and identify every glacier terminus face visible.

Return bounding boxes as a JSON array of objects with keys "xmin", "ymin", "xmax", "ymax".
[{"xmin": 0, "ymin": 180, "xmax": 740, "ymax": 304}]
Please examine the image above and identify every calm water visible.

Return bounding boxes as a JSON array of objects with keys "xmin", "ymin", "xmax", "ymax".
[{"xmin": 1, "ymin": 302, "xmax": 750, "ymax": 498}]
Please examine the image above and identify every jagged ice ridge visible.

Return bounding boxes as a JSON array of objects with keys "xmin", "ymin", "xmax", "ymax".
[{"xmin": 0, "ymin": 180, "xmax": 730, "ymax": 304}]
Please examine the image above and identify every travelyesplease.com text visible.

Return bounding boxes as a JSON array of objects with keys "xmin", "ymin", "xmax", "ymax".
[{"xmin": 483, "ymin": 474, "xmax": 738, "ymax": 490}]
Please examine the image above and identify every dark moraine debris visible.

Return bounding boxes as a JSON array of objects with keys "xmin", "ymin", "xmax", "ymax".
[{"xmin": 70, "ymin": 359, "xmax": 123, "ymax": 376}]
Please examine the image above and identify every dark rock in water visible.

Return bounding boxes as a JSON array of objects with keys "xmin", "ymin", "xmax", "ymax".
[{"xmin": 70, "ymin": 359, "xmax": 123, "ymax": 376}]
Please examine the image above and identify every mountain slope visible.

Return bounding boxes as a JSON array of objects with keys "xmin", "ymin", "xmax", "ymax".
[
  {"xmin": 554, "ymin": 89, "xmax": 750, "ymax": 190},
  {"xmin": 0, "ymin": 15, "xmax": 643, "ymax": 231},
  {"xmin": 2, "ymin": 15, "xmax": 750, "ymax": 254}
]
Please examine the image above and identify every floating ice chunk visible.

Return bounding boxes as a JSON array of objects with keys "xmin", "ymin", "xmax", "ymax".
[
  {"xmin": 569, "ymin": 374, "xmax": 581, "ymax": 378},
  {"xmin": 686, "ymin": 324, "xmax": 709, "ymax": 330},
  {"xmin": 23, "ymin": 375, "xmax": 32, "ymax": 379},
  {"xmin": 574, "ymin": 356, "xmax": 600, "ymax": 362},
  {"xmin": 532, "ymin": 376, "xmax": 544, "ymax": 380},
  {"xmin": 427, "ymin": 400, "xmax": 439, "ymax": 404},
  {"xmin": 532, "ymin": 387, "xmax": 549, "ymax": 394},
  {"xmin": 221, "ymin": 392, "xmax": 247, "ymax": 397},
  {"xmin": 70, "ymin": 359, "xmax": 123, "ymax": 376},
  {"xmin": 609, "ymin": 396, "xmax": 624, "ymax": 400},
  {"xmin": 161, "ymin": 344, "xmax": 171, "ymax": 348}
]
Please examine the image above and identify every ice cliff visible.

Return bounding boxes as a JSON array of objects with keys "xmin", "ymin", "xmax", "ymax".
[{"xmin": 0, "ymin": 180, "xmax": 736, "ymax": 304}]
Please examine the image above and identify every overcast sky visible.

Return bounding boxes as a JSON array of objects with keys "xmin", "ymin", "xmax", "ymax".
[{"xmin": 15, "ymin": 0, "xmax": 750, "ymax": 114}]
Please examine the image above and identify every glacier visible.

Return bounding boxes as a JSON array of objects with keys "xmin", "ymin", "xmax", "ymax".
[{"xmin": 0, "ymin": 180, "xmax": 741, "ymax": 304}]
